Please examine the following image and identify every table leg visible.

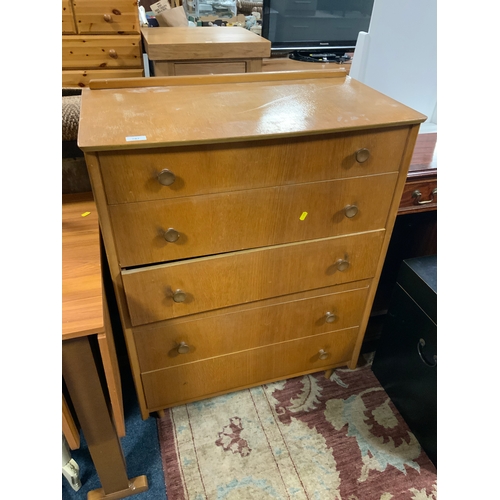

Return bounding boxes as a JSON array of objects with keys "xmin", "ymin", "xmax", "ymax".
[{"xmin": 62, "ymin": 336, "xmax": 148, "ymax": 499}]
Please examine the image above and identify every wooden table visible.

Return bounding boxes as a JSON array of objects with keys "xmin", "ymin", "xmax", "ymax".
[
  {"xmin": 142, "ymin": 26, "xmax": 271, "ymax": 76},
  {"xmin": 62, "ymin": 192, "xmax": 148, "ymax": 499}
]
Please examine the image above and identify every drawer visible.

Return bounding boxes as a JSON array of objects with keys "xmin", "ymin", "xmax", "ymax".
[
  {"xmin": 399, "ymin": 178, "xmax": 437, "ymax": 213},
  {"xmin": 141, "ymin": 327, "xmax": 358, "ymax": 410},
  {"xmin": 62, "ymin": 0, "xmax": 77, "ymax": 33},
  {"xmin": 72, "ymin": 0, "xmax": 140, "ymax": 34},
  {"xmin": 97, "ymin": 127, "xmax": 409, "ymax": 204},
  {"xmin": 172, "ymin": 61, "xmax": 248, "ymax": 76},
  {"xmin": 134, "ymin": 282, "xmax": 370, "ymax": 372},
  {"xmin": 122, "ymin": 230, "xmax": 384, "ymax": 325},
  {"xmin": 110, "ymin": 173, "xmax": 397, "ymax": 267},
  {"xmin": 62, "ymin": 68, "xmax": 144, "ymax": 88},
  {"xmin": 62, "ymin": 35, "xmax": 142, "ymax": 70}
]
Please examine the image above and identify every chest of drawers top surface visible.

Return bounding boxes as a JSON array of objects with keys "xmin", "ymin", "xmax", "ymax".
[{"xmin": 77, "ymin": 72, "xmax": 426, "ymax": 151}]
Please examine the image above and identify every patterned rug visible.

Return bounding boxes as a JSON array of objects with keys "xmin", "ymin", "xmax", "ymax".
[{"xmin": 158, "ymin": 356, "xmax": 437, "ymax": 499}]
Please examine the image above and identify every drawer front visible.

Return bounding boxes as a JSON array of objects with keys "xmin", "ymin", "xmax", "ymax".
[
  {"xmin": 110, "ymin": 173, "xmax": 397, "ymax": 267},
  {"xmin": 122, "ymin": 230, "xmax": 384, "ymax": 325},
  {"xmin": 72, "ymin": 0, "xmax": 140, "ymax": 34},
  {"xmin": 98, "ymin": 127, "xmax": 409, "ymax": 204},
  {"xmin": 142, "ymin": 327, "xmax": 358, "ymax": 410},
  {"xmin": 134, "ymin": 282, "xmax": 370, "ymax": 372},
  {"xmin": 62, "ymin": 68, "xmax": 144, "ymax": 88},
  {"xmin": 399, "ymin": 178, "xmax": 437, "ymax": 213},
  {"xmin": 173, "ymin": 61, "xmax": 248, "ymax": 76},
  {"xmin": 62, "ymin": 0, "xmax": 77, "ymax": 33},
  {"xmin": 62, "ymin": 35, "xmax": 142, "ymax": 69}
]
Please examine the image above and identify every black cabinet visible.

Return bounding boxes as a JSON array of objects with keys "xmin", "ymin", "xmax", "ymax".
[{"xmin": 371, "ymin": 255, "xmax": 437, "ymax": 466}]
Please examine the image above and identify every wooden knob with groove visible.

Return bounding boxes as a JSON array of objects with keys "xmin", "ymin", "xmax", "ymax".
[{"xmin": 172, "ymin": 289, "xmax": 186, "ymax": 303}]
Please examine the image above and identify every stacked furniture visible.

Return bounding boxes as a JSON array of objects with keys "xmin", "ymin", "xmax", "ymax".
[
  {"xmin": 62, "ymin": 0, "xmax": 144, "ymax": 88},
  {"xmin": 77, "ymin": 70, "xmax": 425, "ymax": 419},
  {"xmin": 141, "ymin": 26, "xmax": 271, "ymax": 76}
]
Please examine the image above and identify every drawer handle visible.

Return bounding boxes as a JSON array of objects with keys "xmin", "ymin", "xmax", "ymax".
[
  {"xmin": 325, "ymin": 312, "xmax": 336, "ymax": 323},
  {"xmin": 355, "ymin": 148, "xmax": 370, "ymax": 163},
  {"xmin": 335, "ymin": 258, "xmax": 350, "ymax": 272},
  {"xmin": 318, "ymin": 349, "xmax": 329, "ymax": 360},
  {"xmin": 103, "ymin": 14, "xmax": 112, "ymax": 22},
  {"xmin": 412, "ymin": 188, "xmax": 437, "ymax": 205},
  {"xmin": 417, "ymin": 338, "xmax": 437, "ymax": 367},
  {"xmin": 172, "ymin": 289, "xmax": 187, "ymax": 303},
  {"xmin": 109, "ymin": 49, "xmax": 118, "ymax": 59},
  {"xmin": 177, "ymin": 342, "xmax": 190, "ymax": 354},
  {"xmin": 164, "ymin": 228, "xmax": 180, "ymax": 243},
  {"xmin": 157, "ymin": 169, "xmax": 176, "ymax": 186},
  {"xmin": 344, "ymin": 204, "xmax": 358, "ymax": 218}
]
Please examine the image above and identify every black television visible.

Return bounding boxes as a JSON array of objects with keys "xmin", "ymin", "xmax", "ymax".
[{"xmin": 262, "ymin": 0, "xmax": 375, "ymax": 63}]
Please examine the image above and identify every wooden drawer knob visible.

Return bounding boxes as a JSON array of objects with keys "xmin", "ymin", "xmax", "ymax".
[
  {"xmin": 157, "ymin": 169, "xmax": 176, "ymax": 186},
  {"xmin": 335, "ymin": 259, "xmax": 350, "ymax": 272},
  {"xmin": 318, "ymin": 349, "xmax": 329, "ymax": 360},
  {"xmin": 355, "ymin": 148, "xmax": 370, "ymax": 163},
  {"xmin": 172, "ymin": 289, "xmax": 187, "ymax": 303},
  {"xmin": 325, "ymin": 312, "xmax": 336, "ymax": 323},
  {"xmin": 344, "ymin": 204, "xmax": 358, "ymax": 218},
  {"xmin": 177, "ymin": 342, "xmax": 190, "ymax": 354},
  {"xmin": 164, "ymin": 228, "xmax": 180, "ymax": 243},
  {"xmin": 109, "ymin": 49, "xmax": 118, "ymax": 59},
  {"xmin": 103, "ymin": 14, "xmax": 112, "ymax": 22}
]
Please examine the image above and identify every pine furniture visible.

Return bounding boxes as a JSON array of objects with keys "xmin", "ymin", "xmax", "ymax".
[
  {"xmin": 141, "ymin": 26, "xmax": 271, "ymax": 76},
  {"xmin": 78, "ymin": 70, "xmax": 426, "ymax": 419},
  {"xmin": 62, "ymin": 0, "xmax": 144, "ymax": 88}
]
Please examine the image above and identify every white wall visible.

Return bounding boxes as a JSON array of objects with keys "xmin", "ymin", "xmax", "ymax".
[{"xmin": 350, "ymin": 0, "xmax": 437, "ymax": 133}]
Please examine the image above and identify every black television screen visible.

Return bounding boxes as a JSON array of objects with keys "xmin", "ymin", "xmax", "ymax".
[{"xmin": 262, "ymin": 0, "xmax": 375, "ymax": 60}]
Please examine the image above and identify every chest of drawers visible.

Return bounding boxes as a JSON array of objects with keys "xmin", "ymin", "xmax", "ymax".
[
  {"xmin": 78, "ymin": 70, "xmax": 425, "ymax": 419},
  {"xmin": 62, "ymin": 0, "xmax": 143, "ymax": 88}
]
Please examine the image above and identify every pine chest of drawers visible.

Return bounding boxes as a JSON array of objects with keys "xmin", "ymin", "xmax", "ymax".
[
  {"xmin": 62, "ymin": 0, "xmax": 143, "ymax": 88},
  {"xmin": 78, "ymin": 70, "xmax": 426, "ymax": 419}
]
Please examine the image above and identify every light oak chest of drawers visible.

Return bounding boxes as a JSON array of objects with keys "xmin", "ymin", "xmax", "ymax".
[{"xmin": 78, "ymin": 70, "xmax": 425, "ymax": 419}]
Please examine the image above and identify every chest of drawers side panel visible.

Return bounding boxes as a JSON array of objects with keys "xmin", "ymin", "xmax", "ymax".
[
  {"xmin": 347, "ymin": 123, "xmax": 422, "ymax": 367},
  {"xmin": 83, "ymin": 152, "xmax": 150, "ymax": 419}
]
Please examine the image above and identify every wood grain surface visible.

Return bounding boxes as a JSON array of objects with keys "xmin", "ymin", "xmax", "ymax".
[
  {"xmin": 62, "ymin": 192, "xmax": 103, "ymax": 340},
  {"xmin": 78, "ymin": 72, "xmax": 427, "ymax": 151}
]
